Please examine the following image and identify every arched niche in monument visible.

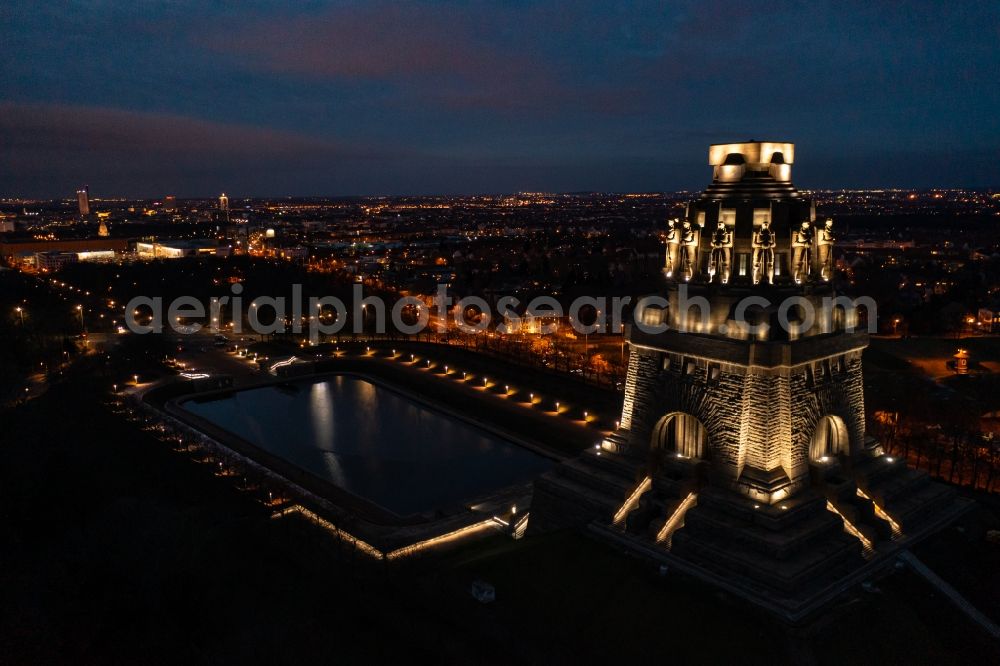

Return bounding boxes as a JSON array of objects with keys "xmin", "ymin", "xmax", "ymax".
[
  {"xmin": 808, "ymin": 414, "xmax": 850, "ymax": 461},
  {"xmin": 651, "ymin": 412, "xmax": 709, "ymax": 459}
]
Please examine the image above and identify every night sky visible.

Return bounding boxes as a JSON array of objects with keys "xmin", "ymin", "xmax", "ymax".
[{"xmin": 2, "ymin": 1, "xmax": 998, "ymax": 197}]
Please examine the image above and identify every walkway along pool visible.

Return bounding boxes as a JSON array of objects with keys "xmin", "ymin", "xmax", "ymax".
[{"xmin": 178, "ymin": 374, "xmax": 554, "ymax": 517}]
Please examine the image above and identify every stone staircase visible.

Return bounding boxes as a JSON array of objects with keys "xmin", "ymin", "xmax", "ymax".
[
  {"xmin": 814, "ymin": 462, "xmax": 893, "ymax": 545},
  {"xmin": 528, "ymin": 449, "xmax": 641, "ymax": 534},
  {"xmin": 670, "ymin": 487, "xmax": 865, "ymax": 596},
  {"xmin": 529, "ymin": 446, "xmax": 971, "ymax": 612},
  {"xmin": 528, "ymin": 449, "xmax": 695, "ymax": 535},
  {"xmin": 851, "ymin": 455, "xmax": 957, "ymax": 533}
]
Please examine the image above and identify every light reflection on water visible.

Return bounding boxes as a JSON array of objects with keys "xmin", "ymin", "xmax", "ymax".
[
  {"xmin": 183, "ymin": 375, "xmax": 552, "ymax": 515},
  {"xmin": 309, "ymin": 381, "xmax": 346, "ymax": 489}
]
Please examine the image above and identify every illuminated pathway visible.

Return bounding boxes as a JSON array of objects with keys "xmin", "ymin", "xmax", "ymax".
[
  {"xmin": 383, "ymin": 348, "xmax": 613, "ymax": 435},
  {"xmin": 273, "ymin": 504, "xmax": 503, "ymax": 561}
]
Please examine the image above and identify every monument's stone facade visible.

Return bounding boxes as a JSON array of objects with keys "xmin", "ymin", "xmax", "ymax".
[
  {"xmin": 529, "ymin": 141, "xmax": 971, "ymax": 619},
  {"xmin": 619, "ymin": 328, "xmax": 869, "ymax": 501}
]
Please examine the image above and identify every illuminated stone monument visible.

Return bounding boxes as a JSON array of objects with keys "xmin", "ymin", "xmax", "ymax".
[{"xmin": 530, "ymin": 141, "xmax": 970, "ymax": 619}]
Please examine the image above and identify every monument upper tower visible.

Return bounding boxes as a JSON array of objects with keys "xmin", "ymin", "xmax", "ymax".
[
  {"xmin": 665, "ymin": 140, "xmax": 833, "ymax": 289},
  {"xmin": 704, "ymin": 140, "xmax": 797, "ymax": 199}
]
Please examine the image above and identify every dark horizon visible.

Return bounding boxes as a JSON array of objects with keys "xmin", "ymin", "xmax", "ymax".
[
  {"xmin": 5, "ymin": 184, "xmax": 1000, "ymax": 204},
  {"xmin": 2, "ymin": 1, "xmax": 998, "ymax": 197}
]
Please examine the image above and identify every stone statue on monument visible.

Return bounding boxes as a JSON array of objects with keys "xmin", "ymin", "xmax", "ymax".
[
  {"xmin": 664, "ymin": 218, "xmax": 681, "ymax": 278},
  {"xmin": 817, "ymin": 218, "xmax": 835, "ymax": 281},
  {"xmin": 792, "ymin": 220, "xmax": 814, "ymax": 284},
  {"xmin": 679, "ymin": 220, "xmax": 698, "ymax": 281},
  {"xmin": 752, "ymin": 218, "xmax": 775, "ymax": 285},
  {"xmin": 708, "ymin": 221, "xmax": 733, "ymax": 284}
]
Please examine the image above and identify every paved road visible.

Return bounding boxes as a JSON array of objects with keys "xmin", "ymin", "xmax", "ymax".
[{"xmin": 167, "ymin": 331, "xmax": 263, "ymax": 385}]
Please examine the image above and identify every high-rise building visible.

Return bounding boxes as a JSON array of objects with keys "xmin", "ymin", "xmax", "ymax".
[
  {"xmin": 531, "ymin": 141, "xmax": 970, "ymax": 619},
  {"xmin": 77, "ymin": 186, "xmax": 90, "ymax": 217},
  {"xmin": 163, "ymin": 195, "xmax": 177, "ymax": 211},
  {"xmin": 218, "ymin": 193, "xmax": 229, "ymax": 212}
]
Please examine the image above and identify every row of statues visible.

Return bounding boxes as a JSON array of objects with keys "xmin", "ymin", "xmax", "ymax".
[
  {"xmin": 665, "ymin": 218, "xmax": 835, "ymax": 285},
  {"xmin": 663, "ymin": 220, "xmax": 699, "ymax": 281}
]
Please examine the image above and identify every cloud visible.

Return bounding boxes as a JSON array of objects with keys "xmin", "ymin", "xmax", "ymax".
[
  {"xmin": 188, "ymin": 2, "xmax": 641, "ymax": 116},
  {"xmin": 0, "ymin": 101, "xmax": 401, "ymax": 196},
  {"xmin": 0, "ymin": 101, "xmax": 367, "ymax": 159},
  {"xmin": 202, "ymin": 4, "xmax": 515, "ymax": 82}
]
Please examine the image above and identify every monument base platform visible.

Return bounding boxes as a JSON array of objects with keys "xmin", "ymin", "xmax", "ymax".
[{"xmin": 529, "ymin": 446, "xmax": 974, "ymax": 622}]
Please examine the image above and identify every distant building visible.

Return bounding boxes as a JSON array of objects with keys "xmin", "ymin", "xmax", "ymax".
[
  {"xmin": 77, "ymin": 186, "xmax": 90, "ymax": 216},
  {"xmin": 0, "ymin": 219, "xmax": 14, "ymax": 233},
  {"xmin": 35, "ymin": 252, "xmax": 78, "ymax": 272},
  {"xmin": 135, "ymin": 239, "xmax": 231, "ymax": 259},
  {"xmin": 76, "ymin": 250, "xmax": 116, "ymax": 262},
  {"xmin": 34, "ymin": 249, "xmax": 116, "ymax": 271},
  {"xmin": 838, "ymin": 239, "xmax": 915, "ymax": 250},
  {"xmin": 163, "ymin": 195, "xmax": 177, "ymax": 211},
  {"xmin": 0, "ymin": 238, "xmax": 127, "ymax": 262},
  {"xmin": 217, "ymin": 193, "xmax": 230, "ymax": 222},
  {"xmin": 978, "ymin": 307, "xmax": 997, "ymax": 333},
  {"xmin": 275, "ymin": 246, "xmax": 308, "ymax": 261},
  {"xmin": 97, "ymin": 219, "xmax": 110, "ymax": 237}
]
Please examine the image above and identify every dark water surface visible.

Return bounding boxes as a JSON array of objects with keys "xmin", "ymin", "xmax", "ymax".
[{"xmin": 182, "ymin": 375, "xmax": 553, "ymax": 515}]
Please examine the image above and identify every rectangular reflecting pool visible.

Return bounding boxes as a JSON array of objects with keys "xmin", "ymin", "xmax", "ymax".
[{"xmin": 180, "ymin": 374, "xmax": 553, "ymax": 516}]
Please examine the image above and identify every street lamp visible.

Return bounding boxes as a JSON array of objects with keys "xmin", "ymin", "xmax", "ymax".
[{"xmin": 15, "ymin": 306, "xmax": 24, "ymax": 326}]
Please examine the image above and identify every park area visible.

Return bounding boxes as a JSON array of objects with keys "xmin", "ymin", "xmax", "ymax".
[{"xmin": 2, "ymin": 353, "xmax": 1000, "ymax": 664}]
